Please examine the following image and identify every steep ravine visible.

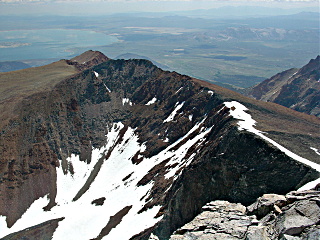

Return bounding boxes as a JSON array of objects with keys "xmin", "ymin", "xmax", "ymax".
[{"xmin": 0, "ymin": 52, "xmax": 319, "ymax": 240}]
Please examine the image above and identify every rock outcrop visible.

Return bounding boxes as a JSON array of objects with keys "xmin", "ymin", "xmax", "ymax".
[{"xmin": 169, "ymin": 190, "xmax": 320, "ymax": 240}]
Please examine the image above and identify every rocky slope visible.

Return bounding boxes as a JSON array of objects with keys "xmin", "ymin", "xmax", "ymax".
[
  {"xmin": 245, "ymin": 56, "xmax": 320, "ymax": 117},
  {"xmin": 0, "ymin": 51, "xmax": 319, "ymax": 240},
  {"xmin": 169, "ymin": 189, "xmax": 320, "ymax": 240}
]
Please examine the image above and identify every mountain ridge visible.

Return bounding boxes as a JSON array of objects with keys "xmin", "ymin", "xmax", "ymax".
[
  {"xmin": 245, "ymin": 55, "xmax": 320, "ymax": 117},
  {"xmin": 0, "ymin": 51, "xmax": 319, "ymax": 240}
]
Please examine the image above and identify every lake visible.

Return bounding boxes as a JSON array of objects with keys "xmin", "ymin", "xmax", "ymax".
[{"xmin": 0, "ymin": 29, "xmax": 118, "ymax": 61}]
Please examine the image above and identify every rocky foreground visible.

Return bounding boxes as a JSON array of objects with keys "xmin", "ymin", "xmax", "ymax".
[{"xmin": 169, "ymin": 190, "xmax": 320, "ymax": 240}]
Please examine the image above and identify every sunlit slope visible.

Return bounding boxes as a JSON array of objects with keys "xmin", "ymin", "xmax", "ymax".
[
  {"xmin": 0, "ymin": 60, "xmax": 78, "ymax": 102},
  {"xmin": 0, "ymin": 60, "xmax": 78, "ymax": 129}
]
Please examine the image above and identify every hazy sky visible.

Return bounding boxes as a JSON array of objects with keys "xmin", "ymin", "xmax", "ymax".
[{"xmin": 0, "ymin": 0, "xmax": 319, "ymax": 16}]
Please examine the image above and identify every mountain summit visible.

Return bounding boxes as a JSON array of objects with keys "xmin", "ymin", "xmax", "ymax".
[{"xmin": 0, "ymin": 51, "xmax": 319, "ymax": 240}]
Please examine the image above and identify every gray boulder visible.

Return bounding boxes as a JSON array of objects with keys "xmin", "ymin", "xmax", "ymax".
[
  {"xmin": 168, "ymin": 190, "xmax": 320, "ymax": 240},
  {"xmin": 247, "ymin": 193, "xmax": 287, "ymax": 219}
]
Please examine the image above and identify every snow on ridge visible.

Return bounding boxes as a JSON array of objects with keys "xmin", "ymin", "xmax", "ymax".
[
  {"xmin": 103, "ymin": 83, "xmax": 111, "ymax": 93},
  {"xmin": 166, "ymin": 117, "xmax": 207, "ymax": 153},
  {"xmin": 0, "ymin": 117, "xmax": 215, "ymax": 239},
  {"xmin": 93, "ymin": 70, "xmax": 111, "ymax": 93},
  {"xmin": 224, "ymin": 101, "xmax": 320, "ymax": 190},
  {"xmin": 310, "ymin": 147, "xmax": 320, "ymax": 156},
  {"xmin": 289, "ymin": 70, "xmax": 299, "ymax": 79},
  {"xmin": 175, "ymin": 87, "xmax": 183, "ymax": 94},
  {"xmin": 224, "ymin": 101, "xmax": 256, "ymax": 131},
  {"xmin": 146, "ymin": 97, "xmax": 157, "ymax": 105},
  {"xmin": 163, "ymin": 102, "xmax": 185, "ymax": 123},
  {"xmin": 164, "ymin": 123, "xmax": 212, "ymax": 180}
]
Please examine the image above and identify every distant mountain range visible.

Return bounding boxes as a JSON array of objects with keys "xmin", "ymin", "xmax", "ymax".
[{"xmin": 245, "ymin": 56, "xmax": 320, "ymax": 117}]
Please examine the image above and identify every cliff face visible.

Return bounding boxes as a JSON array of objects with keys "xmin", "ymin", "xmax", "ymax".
[
  {"xmin": 0, "ymin": 51, "xmax": 319, "ymax": 240},
  {"xmin": 245, "ymin": 56, "xmax": 320, "ymax": 117}
]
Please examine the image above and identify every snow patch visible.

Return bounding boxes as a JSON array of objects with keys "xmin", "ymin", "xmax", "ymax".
[
  {"xmin": 175, "ymin": 87, "xmax": 183, "ymax": 94},
  {"xmin": 188, "ymin": 114, "xmax": 193, "ymax": 121},
  {"xmin": 94, "ymin": 71, "xmax": 99, "ymax": 77},
  {"xmin": 290, "ymin": 70, "xmax": 299, "ymax": 79},
  {"xmin": 146, "ymin": 97, "xmax": 157, "ymax": 105},
  {"xmin": 103, "ymin": 83, "xmax": 111, "ymax": 93},
  {"xmin": 164, "ymin": 102, "xmax": 185, "ymax": 123},
  {"xmin": 208, "ymin": 90, "xmax": 214, "ymax": 96},
  {"xmin": 163, "ymin": 137, "xmax": 169, "ymax": 142},
  {"xmin": 149, "ymin": 233, "xmax": 160, "ymax": 240},
  {"xmin": 122, "ymin": 98, "xmax": 133, "ymax": 106},
  {"xmin": 298, "ymin": 178, "xmax": 320, "ymax": 191}
]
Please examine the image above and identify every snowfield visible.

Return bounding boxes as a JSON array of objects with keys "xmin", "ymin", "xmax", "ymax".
[
  {"xmin": 0, "ymin": 123, "xmax": 161, "ymax": 239},
  {"xmin": 0, "ymin": 117, "xmax": 213, "ymax": 239}
]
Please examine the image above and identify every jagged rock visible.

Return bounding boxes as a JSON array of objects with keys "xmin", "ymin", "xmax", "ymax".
[
  {"xmin": 170, "ymin": 201, "xmax": 258, "ymax": 240},
  {"xmin": 286, "ymin": 191, "xmax": 320, "ymax": 202},
  {"xmin": 1, "ymin": 218, "xmax": 64, "ymax": 240},
  {"xmin": 300, "ymin": 225, "xmax": 320, "ymax": 239},
  {"xmin": 246, "ymin": 226, "xmax": 269, "ymax": 240},
  {"xmin": 247, "ymin": 193, "xmax": 287, "ymax": 219},
  {"xmin": 257, "ymin": 191, "xmax": 320, "ymax": 239},
  {"xmin": 91, "ymin": 197, "xmax": 106, "ymax": 206},
  {"xmin": 274, "ymin": 199, "xmax": 320, "ymax": 236},
  {"xmin": 169, "ymin": 190, "xmax": 320, "ymax": 240},
  {"xmin": 275, "ymin": 211, "xmax": 314, "ymax": 236}
]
